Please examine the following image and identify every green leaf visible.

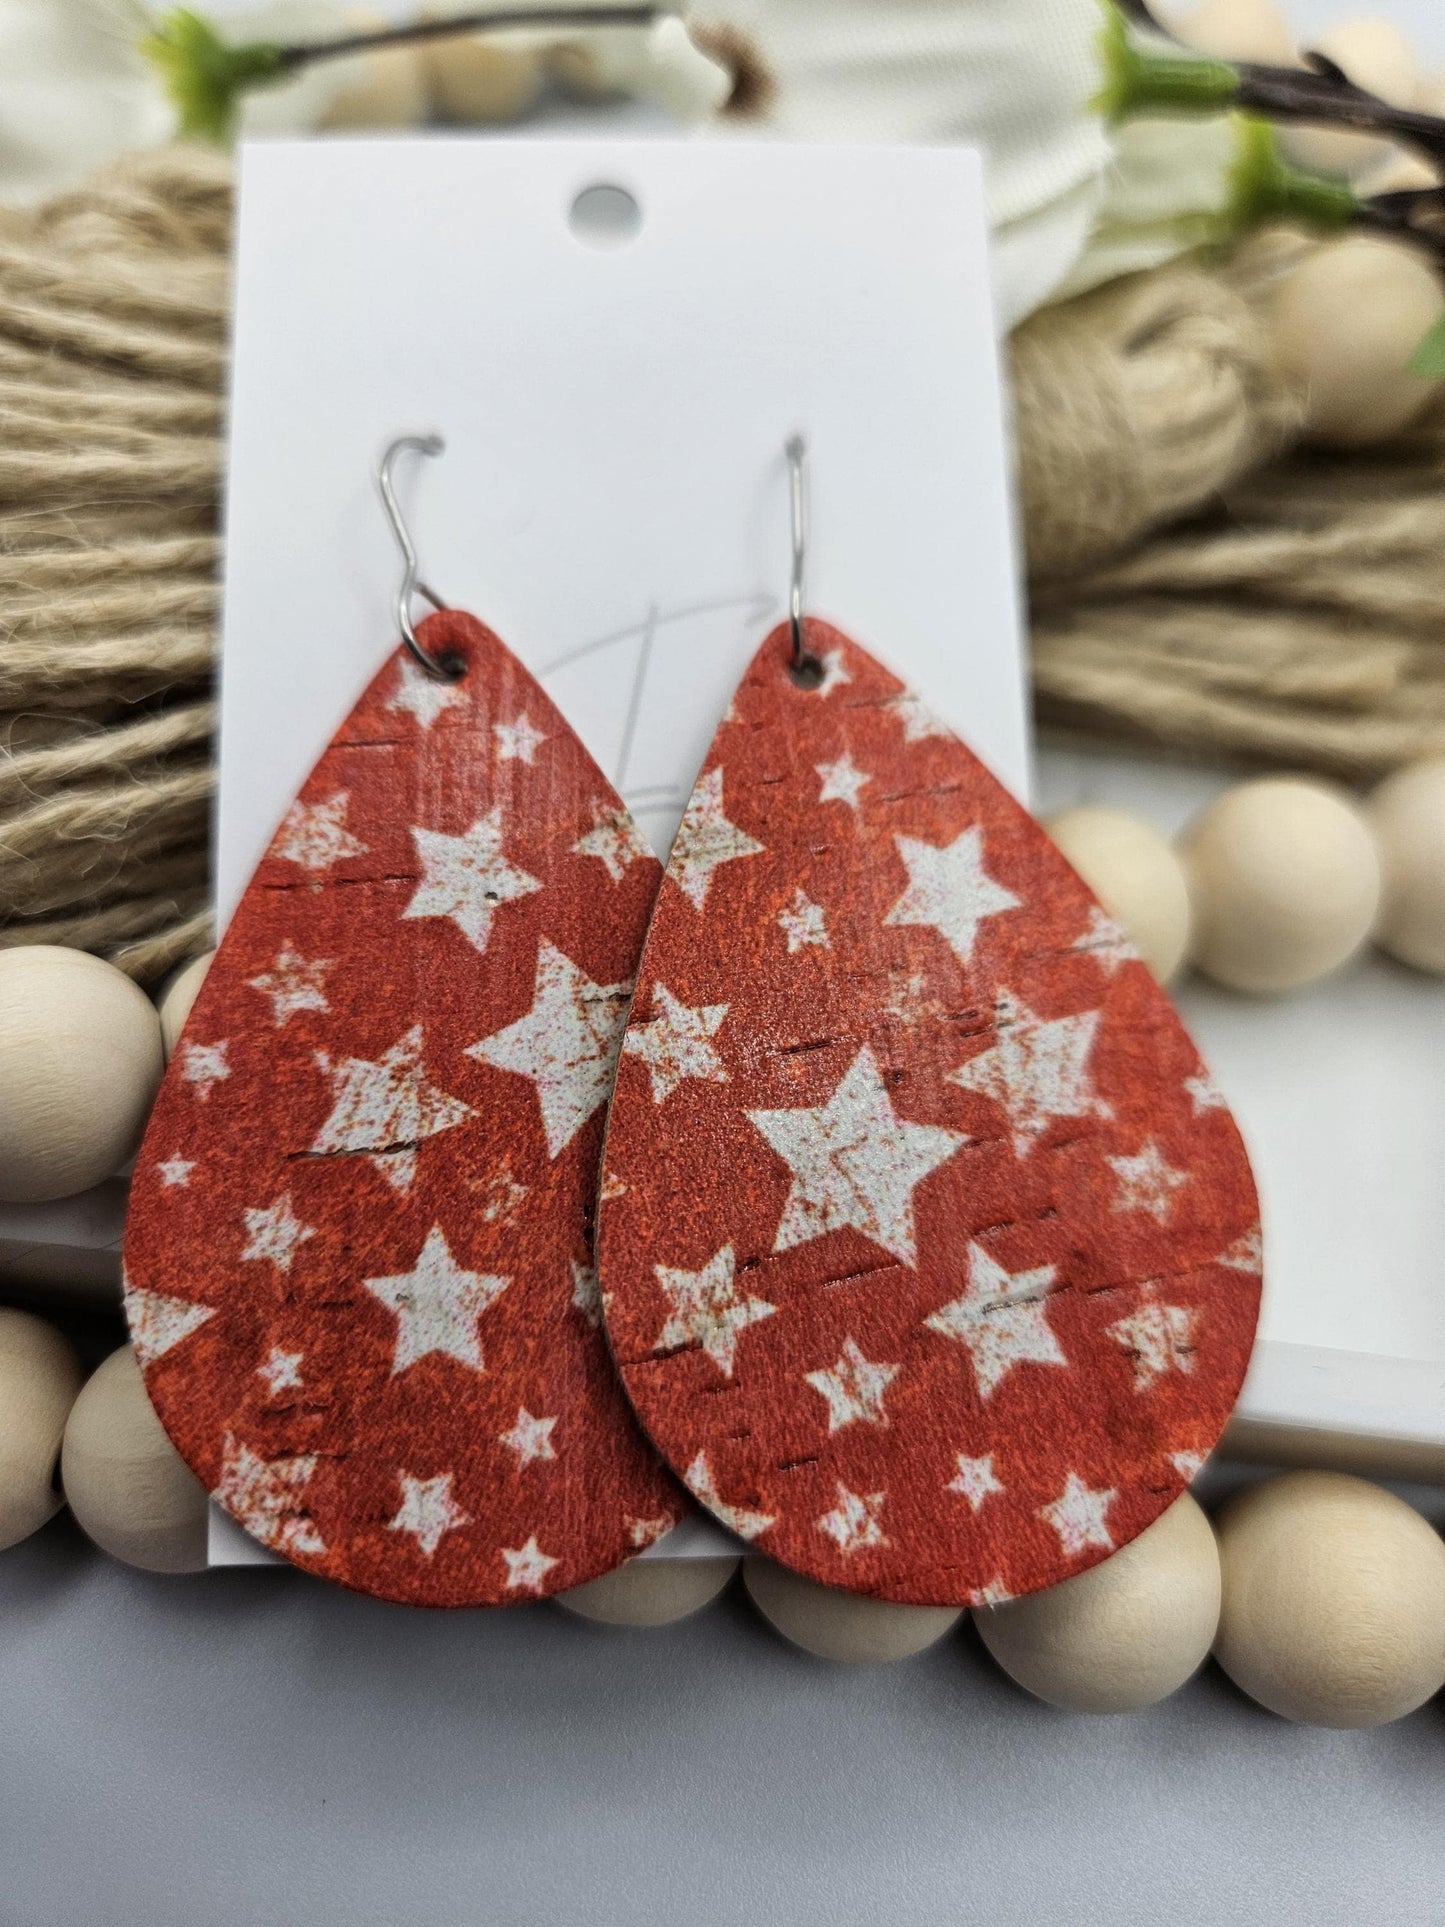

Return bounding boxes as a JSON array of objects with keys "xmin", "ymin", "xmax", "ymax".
[
  {"xmin": 1411, "ymin": 315, "xmax": 1445, "ymax": 379},
  {"xmin": 143, "ymin": 7, "xmax": 287, "ymax": 141}
]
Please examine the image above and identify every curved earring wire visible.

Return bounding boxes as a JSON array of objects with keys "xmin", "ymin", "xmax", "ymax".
[
  {"xmin": 785, "ymin": 434, "xmax": 821, "ymax": 682},
  {"xmin": 378, "ymin": 433, "xmax": 455, "ymax": 677}
]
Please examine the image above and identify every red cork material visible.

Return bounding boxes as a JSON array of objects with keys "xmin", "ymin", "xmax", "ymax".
[
  {"xmin": 598, "ymin": 622, "xmax": 1261, "ymax": 1608},
  {"xmin": 125, "ymin": 611, "xmax": 686, "ymax": 1606}
]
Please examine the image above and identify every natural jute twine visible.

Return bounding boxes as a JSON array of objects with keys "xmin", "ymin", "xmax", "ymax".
[{"xmin": 2, "ymin": 146, "xmax": 1443, "ymax": 981}]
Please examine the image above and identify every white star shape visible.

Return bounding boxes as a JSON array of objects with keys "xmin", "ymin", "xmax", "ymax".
[
  {"xmin": 747, "ymin": 1045, "xmax": 965, "ymax": 1267},
  {"xmin": 156, "ymin": 1156, "xmax": 195, "ymax": 1188},
  {"xmin": 653, "ymin": 1244, "xmax": 775, "ymax": 1378},
  {"xmin": 778, "ymin": 887, "xmax": 830, "ymax": 953},
  {"xmin": 817, "ymin": 1483, "xmax": 888, "ymax": 1556},
  {"xmin": 1171, "ymin": 1450, "xmax": 1207, "ymax": 1481},
  {"xmin": 947, "ymin": 1452, "xmax": 1005, "ymax": 1512},
  {"xmin": 241, "ymin": 1194, "xmax": 316, "ymax": 1275},
  {"xmin": 364, "ymin": 1225, "xmax": 509, "ymax": 1376},
  {"xmin": 885, "ymin": 826, "xmax": 1021, "ymax": 966},
  {"xmin": 628, "ymin": 1515, "xmax": 674, "ymax": 1550},
  {"xmin": 815, "ymin": 751, "xmax": 871, "ymax": 812},
  {"xmin": 247, "ymin": 942, "xmax": 332, "ymax": 1027},
  {"xmin": 127, "ymin": 1284, "xmax": 214, "ymax": 1369},
  {"xmin": 925, "ymin": 1243, "xmax": 1067, "ymax": 1397},
  {"xmin": 947, "ymin": 988, "xmax": 1101, "ymax": 1156},
  {"xmin": 404, "ymin": 808, "xmax": 541, "ymax": 953},
  {"xmin": 311, "ymin": 1024, "xmax": 473, "ymax": 1195},
  {"xmin": 468, "ymin": 941, "xmax": 631, "ymax": 1160},
  {"xmin": 215, "ymin": 1434, "xmax": 325, "ymax": 1557},
  {"xmin": 622, "ymin": 983, "xmax": 728, "ymax": 1104},
  {"xmin": 1071, "ymin": 905, "xmax": 1135, "ymax": 977},
  {"xmin": 967, "ymin": 1576, "xmax": 1015, "ymax": 1608},
  {"xmin": 502, "ymin": 1536, "xmax": 559, "ymax": 1593},
  {"xmin": 180, "ymin": 1039, "xmax": 229, "ymax": 1098},
  {"xmin": 671, "ymin": 768, "xmax": 764, "ymax": 911},
  {"xmin": 386, "ymin": 655, "xmax": 466, "ymax": 730},
  {"xmin": 804, "ymin": 1336, "xmax": 900, "ymax": 1432},
  {"xmin": 1185, "ymin": 1068, "xmax": 1227, "ymax": 1114},
  {"xmin": 1109, "ymin": 1140, "xmax": 1190, "ymax": 1223},
  {"xmin": 1108, "ymin": 1289, "xmax": 1200, "ymax": 1392},
  {"xmin": 477, "ymin": 1162, "xmax": 529, "ymax": 1224},
  {"xmin": 815, "ymin": 647, "xmax": 851, "ymax": 697},
  {"xmin": 389, "ymin": 1471, "xmax": 471, "ymax": 1557},
  {"xmin": 257, "ymin": 1347, "xmax": 304, "ymax": 1396},
  {"xmin": 571, "ymin": 1257, "xmax": 604, "ymax": 1328},
  {"xmin": 500, "ymin": 1407, "xmax": 558, "ymax": 1467},
  {"xmin": 1039, "ymin": 1472, "xmax": 1116, "ymax": 1558},
  {"xmin": 685, "ymin": 1453, "xmax": 774, "ymax": 1540},
  {"xmin": 271, "ymin": 792, "xmax": 368, "ymax": 873},
  {"xmin": 1219, "ymin": 1224, "xmax": 1263, "ymax": 1274},
  {"xmin": 573, "ymin": 805, "xmax": 652, "ymax": 883},
  {"xmin": 494, "ymin": 712, "xmax": 548, "ymax": 764},
  {"xmin": 888, "ymin": 690, "xmax": 951, "ymax": 743}
]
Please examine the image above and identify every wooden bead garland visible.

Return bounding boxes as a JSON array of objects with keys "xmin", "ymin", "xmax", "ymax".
[
  {"xmin": 155, "ymin": 949, "xmax": 214, "ymax": 1061},
  {"xmin": 0, "ymin": 1309, "xmax": 84, "ymax": 1551},
  {"xmin": 61, "ymin": 1346, "xmax": 209, "ymax": 1574},
  {"xmin": 1045, "ymin": 805, "xmax": 1193, "ymax": 983},
  {"xmin": 744, "ymin": 1557, "xmax": 963, "ymax": 1664},
  {"xmin": 556, "ymin": 1556, "xmax": 740, "ymax": 1627},
  {"xmin": 1367, "ymin": 757, "xmax": 1445, "ymax": 974}
]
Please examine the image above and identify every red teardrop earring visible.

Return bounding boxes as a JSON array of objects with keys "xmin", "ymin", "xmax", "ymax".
[
  {"xmin": 597, "ymin": 437, "xmax": 1262, "ymax": 1607},
  {"xmin": 124, "ymin": 435, "xmax": 686, "ymax": 1605}
]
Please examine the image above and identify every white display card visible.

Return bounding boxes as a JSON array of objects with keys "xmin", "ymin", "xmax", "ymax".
[{"xmin": 210, "ymin": 136, "xmax": 1025, "ymax": 1565}]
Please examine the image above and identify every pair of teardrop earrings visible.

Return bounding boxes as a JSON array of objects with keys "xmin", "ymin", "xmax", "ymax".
[{"xmin": 124, "ymin": 433, "xmax": 1263, "ymax": 1612}]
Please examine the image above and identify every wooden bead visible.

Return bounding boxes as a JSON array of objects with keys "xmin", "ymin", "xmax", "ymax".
[
  {"xmin": 1367, "ymin": 757, "xmax": 1445, "ymax": 973},
  {"xmin": 0, "ymin": 946, "xmax": 164, "ymax": 1203},
  {"xmin": 974, "ymin": 1494, "xmax": 1220, "ymax": 1713},
  {"xmin": 0, "ymin": 1308, "xmax": 84, "ymax": 1551},
  {"xmin": 1182, "ymin": 778, "xmax": 1381, "ymax": 993},
  {"xmin": 1045, "ymin": 806, "xmax": 1194, "ymax": 983},
  {"xmin": 555, "ymin": 1555, "xmax": 738, "ymax": 1626},
  {"xmin": 1214, "ymin": 1472, "xmax": 1445, "ymax": 1727},
  {"xmin": 1267, "ymin": 237, "xmax": 1445, "ymax": 449},
  {"xmin": 744, "ymin": 1558, "xmax": 962, "ymax": 1663},
  {"xmin": 61, "ymin": 1346, "xmax": 208, "ymax": 1573},
  {"xmin": 1282, "ymin": 19, "xmax": 1418, "ymax": 178},
  {"xmin": 422, "ymin": 17, "xmax": 545, "ymax": 122},
  {"xmin": 318, "ymin": 8, "xmax": 428, "ymax": 128},
  {"xmin": 156, "ymin": 949, "xmax": 214, "ymax": 1061},
  {"xmin": 1171, "ymin": 0, "xmax": 1295, "ymax": 65}
]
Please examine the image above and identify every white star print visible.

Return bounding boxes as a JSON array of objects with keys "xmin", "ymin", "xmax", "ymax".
[
  {"xmin": 241, "ymin": 1194, "xmax": 316, "ymax": 1275},
  {"xmin": 127, "ymin": 1284, "xmax": 214, "ymax": 1369},
  {"xmin": 947, "ymin": 988, "xmax": 1101, "ymax": 1156},
  {"xmin": 804, "ymin": 1336, "xmax": 900, "ymax": 1432},
  {"xmin": 1219, "ymin": 1225, "xmax": 1263, "ymax": 1274},
  {"xmin": 502, "ymin": 1536, "xmax": 559, "ymax": 1593},
  {"xmin": 573, "ymin": 805, "xmax": 652, "ymax": 883},
  {"xmin": 622, "ymin": 983, "xmax": 728, "ymax": 1104},
  {"xmin": 478, "ymin": 1162, "xmax": 529, "ymax": 1224},
  {"xmin": 947, "ymin": 1452, "xmax": 1005, "ymax": 1512},
  {"xmin": 925, "ymin": 1244, "xmax": 1067, "ymax": 1397},
  {"xmin": 271, "ymin": 792, "xmax": 368, "ymax": 873},
  {"xmin": 685, "ymin": 1452, "xmax": 775, "ymax": 1541},
  {"xmin": 1109, "ymin": 1140, "xmax": 1190, "ymax": 1223},
  {"xmin": 180, "ymin": 1039, "xmax": 229, "ymax": 1098},
  {"xmin": 247, "ymin": 942, "xmax": 332, "ymax": 1027},
  {"xmin": 653, "ymin": 1244, "xmax": 775, "ymax": 1378},
  {"xmin": 1071, "ymin": 905, "xmax": 1135, "ymax": 977},
  {"xmin": 257, "ymin": 1347, "xmax": 304, "ymax": 1396},
  {"xmin": 404, "ymin": 809, "xmax": 542, "ymax": 953},
  {"xmin": 778, "ymin": 887, "xmax": 830, "ymax": 953},
  {"xmin": 817, "ymin": 1483, "xmax": 889, "ymax": 1556},
  {"xmin": 888, "ymin": 690, "xmax": 952, "ymax": 744},
  {"xmin": 1171, "ymin": 1450, "xmax": 1207, "ymax": 1481},
  {"xmin": 500, "ymin": 1408, "xmax": 558, "ymax": 1467},
  {"xmin": 386, "ymin": 655, "xmax": 466, "ymax": 731},
  {"xmin": 1185, "ymin": 1068, "xmax": 1228, "ymax": 1114},
  {"xmin": 156, "ymin": 1156, "xmax": 195, "ymax": 1188},
  {"xmin": 215, "ymin": 1434, "xmax": 325, "ymax": 1557},
  {"xmin": 747, "ymin": 1045, "xmax": 965, "ymax": 1267},
  {"xmin": 468, "ymin": 941, "xmax": 631, "ymax": 1159},
  {"xmin": 571, "ymin": 1257, "xmax": 604, "ymax": 1328},
  {"xmin": 671, "ymin": 768, "xmax": 764, "ymax": 910},
  {"xmin": 967, "ymin": 1576, "xmax": 1015, "ymax": 1608},
  {"xmin": 885, "ymin": 825, "xmax": 1022, "ymax": 966},
  {"xmin": 627, "ymin": 1515, "xmax": 673, "ymax": 1550},
  {"xmin": 1108, "ymin": 1288, "xmax": 1200, "ymax": 1392},
  {"xmin": 816, "ymin": 751, "xmax": 871, "ymax": 812},
  {"xmin": 815, "ymin": 647, "xmax": 851, "ymax": 697},
  {"xmin": 311, "ymin": 1024, "xmax": 473, "ymax": 1196},
  {"xmin": 389, "ymin": 1471, "xmax": 471, "ymax": 1557},
  {"xmin": 364, "ymin": 1225, "xmax": 509, "ymax": 1376},
  {"xmin": 494, "ymin": 713, "xmax": 548, "ymax": 764},
  {"xmin": 1039, "ymin": 1472, "xmax": 1116, "ymax": 1558}
]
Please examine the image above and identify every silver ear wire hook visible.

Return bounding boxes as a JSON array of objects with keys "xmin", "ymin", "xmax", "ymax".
[
  {"xmin": 378, "ymin": 433, "xmax": 456, "ymax": 678},
  {"xmin": 785, "ymin": 434, "xmax": 822, "ymax": 684}
]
